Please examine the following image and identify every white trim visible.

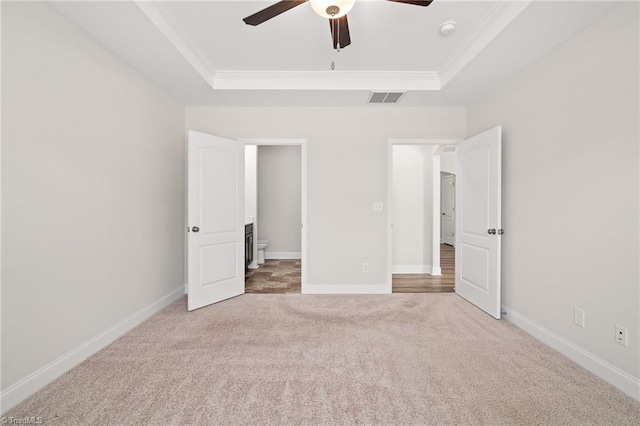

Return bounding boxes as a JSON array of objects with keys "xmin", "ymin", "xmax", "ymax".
[
  {"xmin": 240, "ymin": 139, "xmax": 308, "ymax": 294},
  {"xmin": 134, "ymin": 2, "xmax": 217, "ymax": 89},
  {"xmin": 0, "ymin": 3, "xmax": 3, "ymax": 416},
  {"xmin": 434, "ymin": 145, "xmax": 456, "ymax": 156},
  {"xmin": 265, "ymin": 252, "xmax": 301, "ymax": 260},
  {"xmin": 388, "ymin": 139, "xmax": 461, "ymax": 293},
  {"xmin": 240, "ymin": 138, "xmax": 306, "ymax": 146},
  {"xmin": 304, "ymin": 284, "xmax": 390, "ymax": 295},
  {"xmin": 248, "ymin": 261, "xmax": 259, "ymax": 270},
  {"xmin": 431, "ymin": 152, "xmax": 441, "ymax": 274},
  {"xmin": 389, "ymin": 139, "xmax": 459, "ymax": 146},
  {"xmin": 431, "ymin": 266, "xmax": 442, "ymax": 276},
  {"xmin": 392, "ymin": 265, "xmax": 433, "ymax": 274},
  {"xmin": 502, "ymin": 305, "xmax": 640, "ymax": 401},
  {"xmin": 135, "ymin": 1, "xmax": 528, "ymax": 93},
  {"xmin": 439, "ymin": 0, "xmax": 532, "ymax": 88},
  {"xmin": 0, "ymin": 286, "xmax": 185, "ymax": 412},
  {"xmin": 214, "ymin": 71, "xmax": 440, "ymax": 91}
]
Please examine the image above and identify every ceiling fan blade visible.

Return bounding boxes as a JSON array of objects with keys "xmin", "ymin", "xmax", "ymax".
[
  {"xmin": 243, "ymin": 0, "xmax": 308, "ymax": 26},
  {"xmin": 329, "ymin": 15, "xmax": 351, "ymax": 50},
  {"xmin": 385, "ymin": 0, "xmax": 433, "ymax": 6}
]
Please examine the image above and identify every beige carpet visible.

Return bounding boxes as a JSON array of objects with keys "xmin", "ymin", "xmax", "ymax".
[{"xmin": 6, "ymin": 294, "xmax": 640, "ymax": 425}]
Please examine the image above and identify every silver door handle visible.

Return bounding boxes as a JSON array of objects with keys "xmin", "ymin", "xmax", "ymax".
[
  {"xmin": 498, "ymin": 229, "xmax": 504, "ymax": 235},
  {"xmin": 487, "ymin": 228, "xmax": 496, "ymax": 235}
]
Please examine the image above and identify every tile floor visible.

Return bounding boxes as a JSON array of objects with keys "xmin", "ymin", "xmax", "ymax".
[{"xmin": 245, "ymin": 259, "xmax": 301, "ymax": 293}]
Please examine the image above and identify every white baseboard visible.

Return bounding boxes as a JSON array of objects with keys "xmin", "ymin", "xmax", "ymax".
[
  {"xmin": 502, "ymin": 305, "xmax": 640, "ymax": 401},
  {"xmin": 392, "ymin": 265, "xmax": 434, "ymax": 274},
  {"xmin": 431, "ymin": 266, "xmax": 442, "ymax": 276},
  {"xmin": 303, "ymin": 283, "xmax": 390, "ymax": 294},
  {"xmin": 265, "ymin": 252, "xmax": 301, "ymax": 260},
  {"xmin": 247, "ymin": 261, "xmax": 259, "ymax": 270},
  {"xmin": 0, "ymin": 285, "xmax": 185, "ymax": 413}
]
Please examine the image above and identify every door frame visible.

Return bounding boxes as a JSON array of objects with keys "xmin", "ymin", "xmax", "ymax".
[
  {"xmin": 387, "ymin": 139, "xmax": 460, "ymax": 292},
  {"xmin": 240, "ymin": 138, "xmax": 308, "ymax": 293}
]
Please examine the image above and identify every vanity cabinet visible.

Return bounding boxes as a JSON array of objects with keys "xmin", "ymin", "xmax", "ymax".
[{"xmin": 245, "ymin": 224, "xmax": 253, "ymax": 268}]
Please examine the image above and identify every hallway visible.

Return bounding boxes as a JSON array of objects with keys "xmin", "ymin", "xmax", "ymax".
[{"xmin": 392, "ymin": 244, "xmax": 455, "ymax": 293}]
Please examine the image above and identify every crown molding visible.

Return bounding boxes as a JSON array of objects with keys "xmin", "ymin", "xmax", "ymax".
[
  {"xmin": 136, "ymin": 0, "xmax": 530, "ymax": 93},
  {"xmin": 438, "ymin": 0, "xmax": 533, "ymax": 88},
  {"xmin": 134, "ymin": 1, "xmax": 217, "ymax": 89},
  {"xmin": 214, "ymin": 70, "xmax": 440, "ymax": 91},
  {"xmin": 135, "ymin": 1, "xmax": 440, "ymax": 92}
]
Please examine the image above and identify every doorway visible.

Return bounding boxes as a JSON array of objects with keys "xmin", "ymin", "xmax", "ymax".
[
  {"xmin": 242, "ymin": 139, "xmax": 307, "ymax": 294},
  {"xmin": 441, "ymin": 173, "xmax": 456, "ymax": 246},
  {"xmin": 386, "ymin": 128, "xmax": 503, "ymax": 318},
  {"xmin": 387, "ymin": 139, "xmax": 458, "ymax": 294}
]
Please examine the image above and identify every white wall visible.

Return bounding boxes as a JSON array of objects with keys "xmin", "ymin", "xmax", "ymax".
[
  {"xmin": 186, "ymin": 107, "xmax": 466, "ymax": 290},
  {"xmin": 245, "ymin": 145, "xmax": 258, "ymax": 221},
  {"xmin": 467, "ymin": 3, "xmax": 639, "ymax": 390},
  {"xmin": 1, "ymin": 1, "xmax": 185, "ymax": 402},
  {"xmin": 245, "ymin": 145, "xmax": 258, "ymax": 265},
  {"xmin": 257, "ymin": 145, "xmax": 301, "ymax": 257},
  {"xmin": 440, "ymin": 152, "xmax": 457, "ymax": 175},
  {"xmin": 392, "ymin": 145, "xmax": 434, "ymax": 273}
]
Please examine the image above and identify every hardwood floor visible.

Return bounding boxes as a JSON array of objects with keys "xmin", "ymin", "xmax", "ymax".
[
  {"xmin": 392, "ymin": 244, "xmax": 455, "ymax": 293},
  {"xmin": 247, "ymin": 246, "xmax": 453, "ymax": 295},
  {"xmin": 245, "ymin": 259, "xmax": 301, "ymax": 294}
]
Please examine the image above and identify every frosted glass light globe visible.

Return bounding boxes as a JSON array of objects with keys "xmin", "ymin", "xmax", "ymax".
[{"xmin": 309, "ymin": 0, "xmax": 356, "ymax": 19}]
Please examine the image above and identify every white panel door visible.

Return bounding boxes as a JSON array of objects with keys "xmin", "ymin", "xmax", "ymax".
[
  {"xmin": 455, "ymin": 126, "xmax": 502, "ymax": 319},
  {"xmin": 188, "ymin": 130, "xmax": 244, "ymax": 311},
  {"xmin": 441, "ymin": 174, "xmax": 456, "ymax": 246}
]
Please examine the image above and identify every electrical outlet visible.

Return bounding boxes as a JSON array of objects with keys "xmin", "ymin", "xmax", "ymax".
[
  {"xmin": 573, "ymin": 307, "xmax": 585, "ymax": 328},
  {"xmin": 373, "ymin": 202, "xmax": 383, "ymax": 212},
  {"xmin": 362, "ymin": 263, "xmax": 369, "ymax": 273},
  {"xmin": 615, "ymin": 325, "xmax": 628, "ymax": 347}
]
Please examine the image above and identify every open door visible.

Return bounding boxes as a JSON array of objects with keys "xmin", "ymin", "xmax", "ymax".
[
  {"xmin": 455, "ymin": 126, "xmax": 502, "ymax": 319},
  {"xmin": 441, "ymin": 174, "xmax": 456, "ymax": 246},
  {"xmin": 187, "ymin": 130, "xmax": 244, "ymax": 311}
]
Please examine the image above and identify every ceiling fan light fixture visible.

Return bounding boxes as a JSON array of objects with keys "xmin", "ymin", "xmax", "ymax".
[{"xmin": 309, "ymin": 0, "xmax": 356, "ymax": 19}]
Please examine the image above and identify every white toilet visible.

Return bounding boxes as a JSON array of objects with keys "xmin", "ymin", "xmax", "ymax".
[{"xmin": 257, "ymin": 240, "xmax": 269, "ymax": 265}]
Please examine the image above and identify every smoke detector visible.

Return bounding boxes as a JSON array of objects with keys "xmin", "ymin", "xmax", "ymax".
[{"xmin": 439, "ymin": 21, "xmax": 456, "ymax": 36}]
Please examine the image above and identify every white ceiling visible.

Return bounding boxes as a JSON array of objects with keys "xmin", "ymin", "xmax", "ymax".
[
  {"xmin": 50, "ymin": 0, "xmax": 620, "ymax": 107},
  {"xmin": 164, "ymin": 0, "xmax": 496, "ymax": 71}
]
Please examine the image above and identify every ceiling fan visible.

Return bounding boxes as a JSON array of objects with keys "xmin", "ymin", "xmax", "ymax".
[{"xmin": 243, "ymin": 0, "xmax": 434, "ymax": 51}]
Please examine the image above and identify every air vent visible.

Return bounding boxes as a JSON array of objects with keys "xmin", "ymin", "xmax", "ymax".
[{"xmin": 368, "ymin": 92, "xmax": 406, "ymax": 105}]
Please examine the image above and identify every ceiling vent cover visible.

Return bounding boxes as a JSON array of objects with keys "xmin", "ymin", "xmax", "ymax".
[{"xmin": 368, "ymin": 92, "xmax": 406, "ymax": 105}]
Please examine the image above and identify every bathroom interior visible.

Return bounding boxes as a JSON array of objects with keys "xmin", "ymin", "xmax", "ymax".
[{"xmin": 244, "ymin": 144, "xmax": 302, "ymax": 293}]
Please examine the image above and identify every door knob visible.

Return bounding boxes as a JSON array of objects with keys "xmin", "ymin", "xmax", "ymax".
[
  {"xmin": 192, "ymin": 226, "xmax": 200, "ymax": 233},
  {"xmin": 498, "ymin": 229, "xmax": 504, "ymax": 235},
  {"xmin": 487, "ymin": 228, "xmax": 496, "ymax": 235}
]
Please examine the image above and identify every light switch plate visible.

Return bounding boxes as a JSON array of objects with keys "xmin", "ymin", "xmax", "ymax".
[{"xmin": 373, "ymin": 202, "xmax": 383, "ymax": 212}]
